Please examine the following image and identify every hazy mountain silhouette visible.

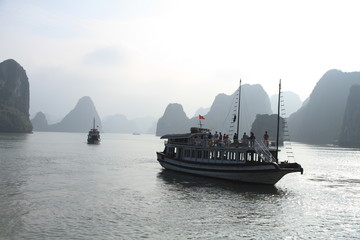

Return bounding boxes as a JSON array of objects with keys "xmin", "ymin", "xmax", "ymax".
[
  {"xmin": 0, "ymin": 59, "xmax": 32, "ymax": 133},
  {"xmin": 103, "ymin": 114, "xmax": 157, "ymax": 134},
  {"xmin": 156, "ymin": 84, "xmax": 272, "ymax": 136},
  {"xmin": 102, "ymin": 114, "xmax": 156, "ymax": 134},
  {"xmin": 132, "ymin": 117, "xmax": 157, "ymax": 134},
  {"xmin": 250, "ymin": 114, "xmax": 284, "ymax": 145},
  {"xmin": 31, "ymin": 111, "xmax": 49, "ymax": 131},
  {"xmin": 270, "ymin": 91, "xmax": 302, "ymax": 117},
  {"xmin": 193, "ymin": 107, "xmax": 210, "ymax": 118},
  {"xmin": 156, "ymin": 103, "xmax": 190, "ymax": 136},
  {"xmin": 339, "ymin": 85, "xmax": 360, "ymax": 147},
  {"xmin": 102, "ymin": 114, "xmax": 138, "ymax": 133},
  {"xmin": 288, "ymin": 69, "xmax": 360, "ymax": 144},
  {"xmin": 32, "ymin": 96, "xmax": 157, "ymax": 134},
  {"xmin": 32, "ymin": 96, "xmax": 101, "ymax": 132}
]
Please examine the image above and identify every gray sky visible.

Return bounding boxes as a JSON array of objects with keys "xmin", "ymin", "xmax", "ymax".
[{"xmin": 1, "ymin": 0, "xmax": 359, "ymax": 120}]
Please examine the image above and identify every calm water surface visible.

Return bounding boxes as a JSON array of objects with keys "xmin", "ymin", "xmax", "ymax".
[{"xmin": 0, "ymin": 132, "xmax": 359, "ymax": 239}]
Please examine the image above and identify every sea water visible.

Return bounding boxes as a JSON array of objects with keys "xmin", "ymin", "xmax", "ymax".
[{"xmin": 0, "ymin": 132, "xmax": 359, "ymax": 239}]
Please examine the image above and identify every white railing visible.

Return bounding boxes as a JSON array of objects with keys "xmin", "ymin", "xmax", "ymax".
[{"xmin": 254, "ymin": 140, "xmax": 277, "ymax": 163}]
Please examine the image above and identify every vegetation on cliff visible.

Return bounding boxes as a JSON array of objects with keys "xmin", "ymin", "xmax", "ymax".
[
  {"xmin": 0, "ymin": 59, "xmax": 32, "ymax": 133},
  {"xmin": 339, "ymin": 85, "xmax": 360, "ymax": 147},
  {"xmin": 0, "ymin": 104, "xmax": 32, "ymax": 132}
]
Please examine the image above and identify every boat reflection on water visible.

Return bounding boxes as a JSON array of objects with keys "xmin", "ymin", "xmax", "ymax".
[{"xmin": 157, "ymin": 169, "xmax": 280, "ymax": 195}]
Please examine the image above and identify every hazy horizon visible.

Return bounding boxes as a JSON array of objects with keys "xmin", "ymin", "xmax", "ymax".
[{"xmin": 1, "ymin": 0, "xmax": 359, "ymax": 119}]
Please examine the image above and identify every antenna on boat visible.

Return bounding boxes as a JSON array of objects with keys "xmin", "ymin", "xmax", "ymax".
[
  {"xmin": 236, "ymin": 79, "xmax": 242, "ymax": 137},
  {"xmin": 276, "ymin": 79, "xmax": 281, "ymax": 162}
]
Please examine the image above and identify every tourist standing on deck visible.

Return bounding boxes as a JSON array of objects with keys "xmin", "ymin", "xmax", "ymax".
[
  {"xmin": 242, "ymin": 132, "xmax": 249, "ymax": 146},
  {"xmin": 233, "ymin": 133, "xmax": 238, "ymax": 143},
  {"xmin": 249, "ymin": 132, "xmax": 256, "ymax": 147},
  {"xmin": 224, "ymin": 134, "xmax": 229, "ymax": 146},
  {"xmin": 263, "ymin": 131, "xmax": 269, "ymax": 147},
  {"xmin": 208, "ymin": 131, "xmax": 213, "ymax": 146}
]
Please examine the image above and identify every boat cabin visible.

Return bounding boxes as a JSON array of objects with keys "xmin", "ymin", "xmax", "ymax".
[{"xmin": 161, "ymin": 128, "xmax": 277, "ymax": 164}]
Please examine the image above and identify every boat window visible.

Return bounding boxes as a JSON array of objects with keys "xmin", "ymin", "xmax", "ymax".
[
  {"xmin": 197, "ymin": 151, "xmax": 202, "ymax": 159},
  {"xmin": 229, "ymin": 151, "xmax": 235, "ymax": 161},
  {"xmin": 247, "ymin": 152, "xmax": 253, "ymax": 161},
  {"xmin": 185, "ymin": 149, "xmax": 191, "ymax": 158},
  {"xmin": 191, "ymin": 150, "xmax": 196, "ymax": 158},
  {"xmin": 167, "ymin": 147, "xmax": 176, "ymax": 157},
  {"xmin": 238, "ymin": 152, "xmax": 245, "ymax": 161},
  {"xmin": 203, "ymin": 150, "xmax": 209, "ymax": 159},
  {"xmin": 223, "ymin": 151, "xmax": 228, "ymax": 160},
  {"xmin": 246, "ymin": 152, "xmax": 259, "ymax": 162}
]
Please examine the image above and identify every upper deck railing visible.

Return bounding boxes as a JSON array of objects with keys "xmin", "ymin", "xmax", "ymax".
[{"xmin": 253, "ymin": 140, "xmax": 277, "ymax": 163}]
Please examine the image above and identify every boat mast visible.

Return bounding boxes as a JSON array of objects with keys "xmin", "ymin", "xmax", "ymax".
[
  {"xmin": 93, "ymin": 117, "xmax": 95, "ymax": 129},
  {"xmin": 236, "ymin": 79, "xmax": 242, "ymax": 137},
  {"xmin": 276, "ymin": 79, "xmax": 281, "ymax": 162}
]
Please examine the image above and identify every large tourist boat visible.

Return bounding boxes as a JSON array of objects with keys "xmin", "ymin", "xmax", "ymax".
[
  {"xmin": 156, "ymin": 81, "xmax": 303, "ymax": 185},
  {"xmin": 87, "ymin": 118, "xmax": 100, "ymax": 144}
]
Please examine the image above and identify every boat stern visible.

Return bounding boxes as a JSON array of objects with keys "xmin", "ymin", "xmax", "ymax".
[{"xmin": 278, "ymin": 162, "xmax": 303, "ymax": 174}]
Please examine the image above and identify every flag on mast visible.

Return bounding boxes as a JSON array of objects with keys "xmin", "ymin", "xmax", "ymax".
[{"xmin": 199, "ymin": 115, "xmax": 205, "ymax": 120}]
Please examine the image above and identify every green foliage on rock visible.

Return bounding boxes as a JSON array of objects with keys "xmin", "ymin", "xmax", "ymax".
[
  {"xmin": 0, "ymin": 104, "xmax": 32, "ymax": 132},
  {"xmin": 0, "ymin": 59, "xmax": 32, "ymax": 133}
]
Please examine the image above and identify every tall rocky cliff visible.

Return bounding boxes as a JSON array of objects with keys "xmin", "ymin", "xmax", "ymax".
[
  {"xmin": 0, "ymin": 59, "xmax": 32, "ymax": 132},
  {"xmin": 156, "ymin": 103, "xmax": 190, "ymax": 136},
  {"xmin": 32, "ymin": 96, "xmax": 101, "ymax": 132},
  {"xmin": 288, "ymin": 70, "xmax": 360, "ymax": 144},
  {"xmin": 31, "ymin": 111, "xmax": 49, "ymax": 131},
  {"xmin": 270, "ymin": 91, "xmax": 302, "ymax": 117},
  {"xmin": 339, "ymin": 85, "xmax": 360, "ymax": 147},
  {"xmin": 156, "ymin": 84, "xmax": 272, "ymax": 136},
  {"xmin": 250, "ymin": 114, "xmax": 284, "ymax": 145}
]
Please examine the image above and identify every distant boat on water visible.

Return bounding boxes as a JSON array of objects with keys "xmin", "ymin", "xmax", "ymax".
[{"xmin": 87, "ymin": 118, "xmax": 100, "ymax": 144}]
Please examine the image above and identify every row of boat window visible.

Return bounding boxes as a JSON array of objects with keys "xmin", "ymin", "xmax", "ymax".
[{"xmin": 168, "ymin": 147, "xmax": 262, "ymax": 162}]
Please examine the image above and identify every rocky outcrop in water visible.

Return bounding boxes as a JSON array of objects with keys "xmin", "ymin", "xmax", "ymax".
[
  {"xmin": 270, "ymin": 91, "xmax": 302, "ymax": 117},
  {"xmin": 339, "ymin": 85, "xmax": 360, "ymax": 147},
  {"xmin": 102, "ymin": 114, "xmax": 157, "ymax": 134},
  {"xmin": 33, "ymin": 96, "xmax": 102, "ymax": 132},
  {"xmin": 102, "ymin": 114, "xmax": 138, "ymax": 133},
  {"xmin": 50, "ymin": 96, "xmax": 101, "ymax": 132},
  {"xmin": 288, "ymin": 70, "xmax": 360, "ymax": 144},
  {"xmin": 31, "ymin": 112, "xmax": 49, "ymax": 131},
  {"xmin": 250, "ymin": 114, "xmax": 284, "ymax": 143},
  {"xmin": 156, "ymin": 103, "xmax": 190, "ymax": 136},
  {"xmin": 0, "ymin": 59, "xmax": 32, "ymax": 133}
]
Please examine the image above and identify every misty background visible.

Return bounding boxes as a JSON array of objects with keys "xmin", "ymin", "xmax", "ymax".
[{"xmin": 1, "ymin": 0, "xmax": 359, "ymax": 122}]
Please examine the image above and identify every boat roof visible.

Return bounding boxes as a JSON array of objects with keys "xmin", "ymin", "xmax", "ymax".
[
  {"xmin": 160, "ymin": 132, "xmax": 207, "ymax": 139},
  {"xmin": 160, "ymin": 127, "xmax": 210, "ymax": 139}
]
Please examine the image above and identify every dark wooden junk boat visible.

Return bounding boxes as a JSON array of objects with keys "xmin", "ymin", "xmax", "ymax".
[
  {"xmin": 87, "ymin": 118, "xmax": 100, "ymax": 144},
  {"xmin": 156, "ymin": 81, "xmax": 303, "ymax": 185}
]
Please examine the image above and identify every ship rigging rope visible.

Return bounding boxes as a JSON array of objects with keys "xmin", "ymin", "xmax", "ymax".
[
  {"xmin": 221, "ymin": 90, "xmax": 238, "ymax": 135},
  {"xmin": 221, "ymin": 89, "xmax": 251, "ymax": 136}
]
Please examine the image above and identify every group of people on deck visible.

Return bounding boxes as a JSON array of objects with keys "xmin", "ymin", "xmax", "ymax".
[
  {"xmin": 238, "ymin": 131, "xmax": 269, "ymax": 147},
  {"xmin": 206, "ymin": 131, "xmax": 231, "ymax": 147},
  {"xmin": 192, "ymin": 130, "xmax": 270, "ymax": 147}
]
